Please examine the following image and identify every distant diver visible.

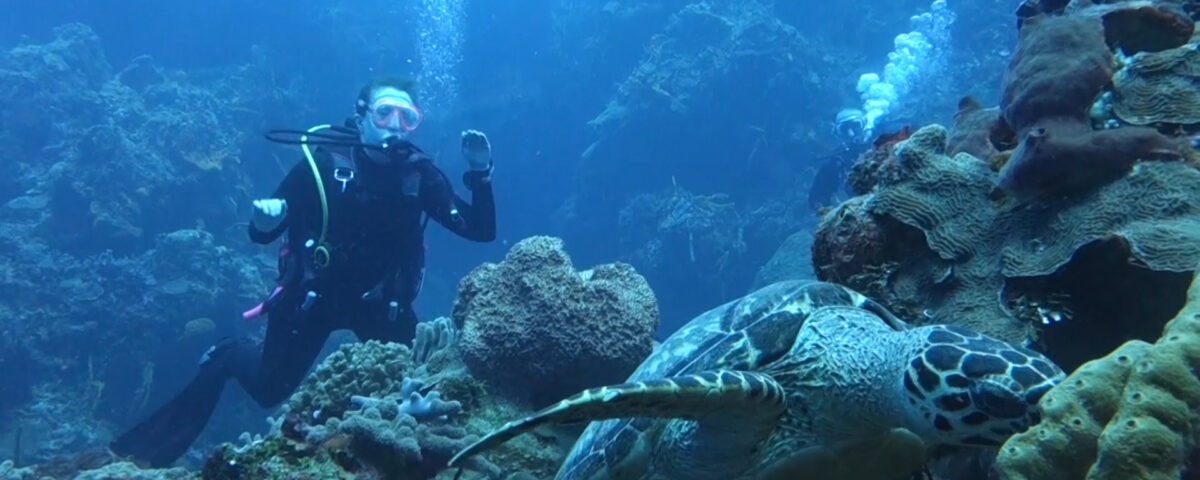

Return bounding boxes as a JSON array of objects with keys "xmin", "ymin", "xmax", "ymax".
[
  {"xmin": 807, "ymin": 108, "xmax": 869, "ymax": 211},
  {"xmin": 109, "ymin": 75, "xmax": 498, "ymax": 467}
]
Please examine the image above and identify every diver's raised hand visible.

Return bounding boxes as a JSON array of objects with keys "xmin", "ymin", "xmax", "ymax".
[
  {"xmin": 252, "ymin": 198, "xmax": 287, "ymax": 231},
  {"xmin": 461, "ymin": 129, "xmax": 492, "ymax": 171}
]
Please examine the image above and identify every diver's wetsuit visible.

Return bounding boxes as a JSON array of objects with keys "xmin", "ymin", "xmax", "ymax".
[
  {"xmin": 110, "ymin": 140, "xmax": 495, "ymax": 468},
  {"xmin": 807, "ymin": 145, "xmax": 858, "ymax": 211}
]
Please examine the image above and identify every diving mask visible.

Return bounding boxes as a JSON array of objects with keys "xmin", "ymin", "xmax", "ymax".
[
  {"xmin": 834, "ymin": 108, "xmax": 866, "ymax": 143},
  {"xmin": 369, "ymin": 95, "xmax": 423, "ymax": 132}
]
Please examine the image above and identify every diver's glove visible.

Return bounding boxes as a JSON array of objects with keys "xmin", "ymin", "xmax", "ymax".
[
  {"xmin": 251, "ymin": 198, "xmax": 287, "ymax": 231},
  {"xmin": 461, "ymin": 129, "xmax": 492, "ymax": 171}
]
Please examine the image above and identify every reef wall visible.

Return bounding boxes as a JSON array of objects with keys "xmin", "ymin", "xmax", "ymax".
[{"xmin": 810, "ymin": 1, "xmax": 1200, "ymax": 477}]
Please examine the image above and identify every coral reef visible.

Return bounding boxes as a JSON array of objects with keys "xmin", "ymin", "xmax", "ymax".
[
  {"xmin": 806, "ymin": 3, "xmax": 1200, "ymax": 476},
  {"xmin": 814, "ymin": 0, "xmax": 1200, "ymax": 376},
  {"xmin": 616, "ymin": 180, "xmax": 759, "ymax": 302},
  {"xmin": 1111, "ymin": 42, "xmax": 1200, "ymax": 126},
  {"xmin": 0, "ymin": 21, "xmax": 306, "ymax": 464},
  {"xmin": 283, "ymin": 341, "xmax": 413, "ymax": 421},
  {"xmin": 813, "ymin": 124, "xmax": 1200, "ymax": 370},
  {"xmin": 997, "ymin": 12, "xmax": 1183, "ymax": 201},
  {"xmin": 947, "ymin": 96, "xmax": 1001, "ymax": 161},
  {"xmin": 302, "ymin": 381, "xmax": 492, "ymax": 480},
  {"xmin": 1082, "ymin": 1, "xmax": 1194, "ymax": 54},
  {"xmin": 1015, "ymin": 0, "xmax": 1195, "ymax": 55},
  {"xmin": 0, "ymin": 448, "xmax": 192, "ymax": 480},
  {"xmin": 193, "ymin": 318, "xmax": 550, "ymax": 480},
  {"xmin": 0, "ymin": 224, "xmax": 268, "ymax": 463},
  {"xmin": 995, "ymin": 267, "xmax": 1200, "ymax": 480},
  {"xmin": 610, "ymin": 176, "xmax": 818, "ymax": 326},
  {"xmin": 555, "ymin": 1, "xmax": 852, "ymax": 320},
  {"xmin": 454, "ymin": 236, "xmax": 659, "ymax": 407},
  {"xmin": 0, "ymin": 23, "xmax": 264, "ymax": 254}
]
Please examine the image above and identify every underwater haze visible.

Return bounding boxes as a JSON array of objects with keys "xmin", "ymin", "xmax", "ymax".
[{"xmin": 3, "ymin": 0, "xmax": 1200, "ymax": 479}]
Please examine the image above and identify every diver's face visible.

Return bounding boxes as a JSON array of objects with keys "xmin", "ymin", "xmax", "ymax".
[
  {"xmin": 358, "ymin": 87, "xmax": 422, "ymax": 149},
  {"xmin": 837, "ymin": 120, "xmax": 864, "ymax": 144}
]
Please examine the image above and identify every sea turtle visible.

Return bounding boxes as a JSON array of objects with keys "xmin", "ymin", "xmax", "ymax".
[{"xmin": 448, "ymin": 280, "xmax": 1064, "ymax": 479}]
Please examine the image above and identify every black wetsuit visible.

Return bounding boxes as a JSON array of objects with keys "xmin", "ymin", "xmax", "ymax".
[
  {"xmin": 807, "ymin": 144, "xmax": 858, "ymax": 211},
  {"xmin": 110, "ymin": 140, "xmax": 495, "ymax": 468}
]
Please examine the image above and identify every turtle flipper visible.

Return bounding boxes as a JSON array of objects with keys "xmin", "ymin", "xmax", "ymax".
[{"xmin": 448, "ymin": 370, "xmax": 786, "ymax": 469}]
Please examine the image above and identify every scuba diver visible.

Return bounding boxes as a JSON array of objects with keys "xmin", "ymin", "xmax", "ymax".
[
  {"xmin": 807, "ymin": 108, "xmax": 870, "ymax": 211},
  {"xmin": 109, "ymin": 75, "xmax": 497, "ymax": 467}
]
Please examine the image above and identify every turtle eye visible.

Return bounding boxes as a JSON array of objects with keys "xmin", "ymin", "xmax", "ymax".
[{"xmin": 968, "ymin": 380, "xmax": 1028, "ymax": 419}]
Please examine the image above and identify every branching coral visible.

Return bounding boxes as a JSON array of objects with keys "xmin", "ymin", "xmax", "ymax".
[
  {"xmin": 311, "ymin": 379, "xmax": 500, "ymax": 480},
  {"xmin": 198, "ymin": 325, "xmax": 511, "ymax": 480}
]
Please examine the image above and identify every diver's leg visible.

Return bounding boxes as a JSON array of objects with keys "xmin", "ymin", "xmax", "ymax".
[
  {"xmin": 108, "ymin": 337, "xmax": 253, "ymax": 468},
  {"xmin": 110, "ymin": 306, "xmax": 329, "ymax": 467},
  {"xmin": 234, "ymin": 304, "xmax": 332, "ymax": 407}
]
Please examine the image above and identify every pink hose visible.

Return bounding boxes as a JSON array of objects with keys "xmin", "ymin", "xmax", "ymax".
[{"xmin": 242, "ymin": 286, "xmax": 283, "ymax": 320}]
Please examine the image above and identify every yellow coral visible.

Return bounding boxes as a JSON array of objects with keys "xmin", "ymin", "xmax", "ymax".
[
  {"xmin": 995, "ymin": 341, "xmax": 1151, "ymax": 479},
  {"xmin": 995, "ymin": 269, "xmax": 1200, "ymax": 479}
]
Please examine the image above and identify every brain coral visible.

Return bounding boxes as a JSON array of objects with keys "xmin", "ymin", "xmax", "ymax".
[
  {"xmin": 1112, "ymin": 43, "xmax": 1200, "ymax": 126},
  {"xmin": 453, "ymin": 236, "xmax": 660, "ymax": 406},
  {"xmin": 995, "ymin": 268, "xmax": 1200, "ymax": 480}
]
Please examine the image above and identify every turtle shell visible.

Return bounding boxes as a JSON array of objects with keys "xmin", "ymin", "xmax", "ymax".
[{"xmin": 556, "ymin": 280, "xmax": 881, "ymax": 479}]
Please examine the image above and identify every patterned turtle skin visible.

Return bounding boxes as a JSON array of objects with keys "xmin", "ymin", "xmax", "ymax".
[{"xmin": 448, "ymin": 281, "xmax": 1065, "ymax": 480}]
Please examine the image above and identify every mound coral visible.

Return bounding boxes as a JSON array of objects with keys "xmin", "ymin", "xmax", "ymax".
[
  {"xmin": 995, "ymin": 268, "xmax": 1200, "ymax": 479},
  {"xmin": 454, "ymin": 236, "xmax": 659, "ymax": 407}
]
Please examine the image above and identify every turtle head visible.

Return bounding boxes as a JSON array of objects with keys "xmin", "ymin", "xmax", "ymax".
[{"xmin": 901, "ymin": 325, "xmax": 1065, "ymax": 447}]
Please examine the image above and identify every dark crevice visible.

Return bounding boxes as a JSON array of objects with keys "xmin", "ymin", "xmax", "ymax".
[{"xmin": 1002, "ymin": 237, "xmax": 1192, "ymax": 373}]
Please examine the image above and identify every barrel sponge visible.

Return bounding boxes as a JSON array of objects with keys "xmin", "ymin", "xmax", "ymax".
[
  {"xmin": 1001, "ymin": 14, "xmax": 1113, "ymax": 135},
  {"xmin": 1112, "ymin": 43, "xmax": 1200, "ymax": 126},
  {"xmin": 453, "ymin": 236, "xmax": 660, "ymax": 406},
  {"xmin": 995, "ymin": 270, "xmax": 1200, "ymax": 479}
]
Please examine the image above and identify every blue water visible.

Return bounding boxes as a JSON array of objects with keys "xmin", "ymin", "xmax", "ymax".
[{"xmin": 0, "ymin": 0, "xmax": 1026, "ymax": 472}]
